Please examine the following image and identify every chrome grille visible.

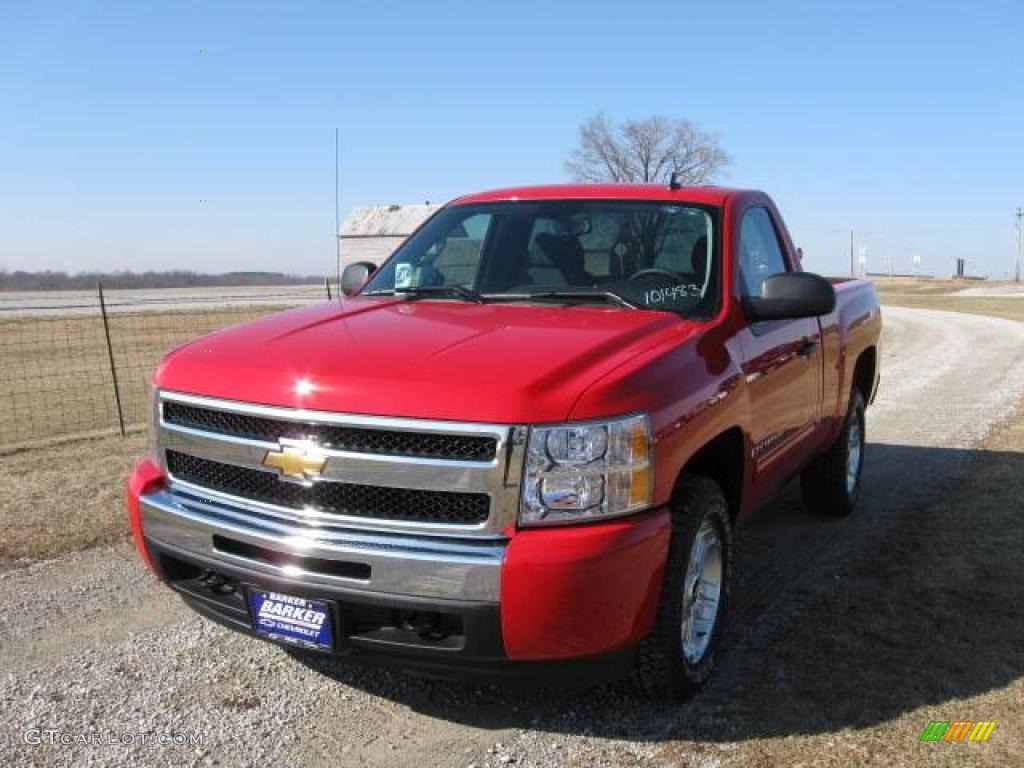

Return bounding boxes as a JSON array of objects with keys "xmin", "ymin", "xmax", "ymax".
[
  {"xmin": 156, "ymin": 391, "xmax": 524, "ymax": 537},
  {"xmin": 163, "ymin": 401, "xmax": 498, "ymax": 461},
  {"xmin": 165, "ymin": 450, "xmax": 491, "ymax": 525}
]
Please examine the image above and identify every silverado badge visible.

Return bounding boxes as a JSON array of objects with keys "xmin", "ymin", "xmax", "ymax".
[{"xmin": 262, "ymin": 441, "xmax": 327, "ymax": 482}]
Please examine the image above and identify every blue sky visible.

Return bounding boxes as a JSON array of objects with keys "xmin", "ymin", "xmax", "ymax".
[{"xmin": 1, "ymin": 0, "xmax": 1022, "ymax": 278}]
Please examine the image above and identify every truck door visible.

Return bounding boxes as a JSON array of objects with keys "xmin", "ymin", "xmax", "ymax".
[{"xmin": 735, "ymin": 206, "xmax": 822, "ymax": 491}]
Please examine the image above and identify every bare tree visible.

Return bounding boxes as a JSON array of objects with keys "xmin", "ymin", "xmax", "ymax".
[{"xmin": 565, "ymin": 113, "xmax": 730, "ymax": 185}]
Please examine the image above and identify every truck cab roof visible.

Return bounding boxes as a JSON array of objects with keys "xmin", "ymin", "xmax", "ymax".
[{"xmin": 451, "ymin": 184, "xmax": 751, "ymax": 208}]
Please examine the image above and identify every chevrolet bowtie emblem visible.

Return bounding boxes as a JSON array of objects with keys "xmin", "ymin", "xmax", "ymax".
[{"xmin": 262, "ymin": 442, "xmax": 327, "ymax": 481}]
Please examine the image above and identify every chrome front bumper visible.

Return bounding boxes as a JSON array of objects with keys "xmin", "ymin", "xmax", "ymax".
[{"xmin": 140, "ymin": 486, "xmax": 505, "ymax": 602}]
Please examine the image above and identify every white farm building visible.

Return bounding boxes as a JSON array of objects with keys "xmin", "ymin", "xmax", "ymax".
[{"xmin": 339, "ymin": 204, "xmax": 441, "ymax": 268}]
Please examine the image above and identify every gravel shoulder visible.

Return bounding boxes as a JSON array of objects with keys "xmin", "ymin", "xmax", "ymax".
[{"xmin": 1, "ymin": 305, "xmax": 1023, "ymax": 767}]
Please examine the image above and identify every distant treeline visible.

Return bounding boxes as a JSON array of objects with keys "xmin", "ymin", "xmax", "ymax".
[{"xmin": 0, "ymin": 270, "xmax": 327, "ymax": 291}]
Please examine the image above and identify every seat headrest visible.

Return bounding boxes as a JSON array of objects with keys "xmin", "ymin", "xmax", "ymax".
[{"xmin": 535, "ymin": 233, "xmax": 585, "ymax": 273}]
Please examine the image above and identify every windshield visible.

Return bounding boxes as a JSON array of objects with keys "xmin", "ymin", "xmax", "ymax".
[{"xmin": 361, "ymin": 200, "xmax": 719, "ymax": 316}]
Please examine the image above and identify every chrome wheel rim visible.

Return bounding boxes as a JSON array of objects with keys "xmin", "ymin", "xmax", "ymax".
[
  {"xmin": 846, "ymin": 417, "xmax": 862, "ymax": 494},
  {"xmin": 680, "ymin": 519, "xmax": 723, "ymax": 664}
]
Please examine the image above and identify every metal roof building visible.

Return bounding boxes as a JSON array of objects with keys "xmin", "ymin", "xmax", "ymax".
[{"xmin": 339, "ymin": 204, "xmax": 441, "ymax": 267}]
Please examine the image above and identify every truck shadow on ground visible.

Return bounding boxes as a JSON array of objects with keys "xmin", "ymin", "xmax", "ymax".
[{"xmin": 292, "ymin": 442, "xmax": 1024, "ymax": 742}]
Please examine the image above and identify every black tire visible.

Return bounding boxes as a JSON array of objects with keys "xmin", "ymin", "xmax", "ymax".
[
  {"xmin": 800, "ymin": 389, "xmax": 866, "ymax": 517},
  {"xmin": 633, "ymin": 475, "xmax": 732, "ymax": 702}
]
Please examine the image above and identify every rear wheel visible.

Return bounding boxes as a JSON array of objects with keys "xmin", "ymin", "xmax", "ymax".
[
  {"xmin": 801, "ymin": 389, "xmax": 866, "ymax": 517},
  {"xmin": 633, "ymin": 475, "xmax": 732, "ymax": 701}
]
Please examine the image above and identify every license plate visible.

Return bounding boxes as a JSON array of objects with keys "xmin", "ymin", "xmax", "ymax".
[{"xmin": 248, "ymin": 589, "xmax": 333, "ymax": 651}]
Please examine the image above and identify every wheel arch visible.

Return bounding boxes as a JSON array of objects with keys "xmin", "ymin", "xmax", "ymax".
[
  {"xmin": 852, "ymin": 346, "xmax": 878, "ymax": 404},
  {"xmin": 671, "ymin": 427, "xmax": 745, "ymax": 523}
]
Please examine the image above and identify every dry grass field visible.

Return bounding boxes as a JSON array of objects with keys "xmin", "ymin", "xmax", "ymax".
[
  {"xmin": 873, "ymin": 277, "xmax": 1024, "ymax": 323},
  {"xmin": 0, "ymin": 306, "xmax": 287, "ymax": 447},
  {"xmin": 0, "ymin": 433, "xmax": 144, "ymax": 563},
  {"xmin": 880, "ymin": 294, "xmax": 1024, "ymax": 324},
  {"xmin": 871, "ymin": 277, "xmax": 980, "ymax": 296}
]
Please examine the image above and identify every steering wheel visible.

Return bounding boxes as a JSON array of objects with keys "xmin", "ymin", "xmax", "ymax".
[{"xmin": 629, "ymin": 267, "xmax": 681, "ymax": 282}]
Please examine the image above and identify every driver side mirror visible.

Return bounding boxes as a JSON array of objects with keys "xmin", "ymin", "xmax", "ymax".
[
  {"xmin": 341, "ymin": 261, "xmax": 377, "ymax": 297},
  {"xmin": 743, "ymin": 272, "xmax": 836, "ymax": 322}
]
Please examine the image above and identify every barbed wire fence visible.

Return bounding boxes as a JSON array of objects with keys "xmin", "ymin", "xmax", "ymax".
[{"xmin": 0, "ymin": 282, "xmax": 332, "ymax": 449}]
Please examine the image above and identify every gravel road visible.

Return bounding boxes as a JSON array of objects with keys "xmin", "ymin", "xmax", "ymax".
[{"xmin": 3, "ymin": 305, "xmax": 1024, "ymax": 768}]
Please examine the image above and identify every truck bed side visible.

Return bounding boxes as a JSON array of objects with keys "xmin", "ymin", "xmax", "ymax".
[{"xmin": 819, "ymin": 279, "xmax": 882, "ymax": 439}]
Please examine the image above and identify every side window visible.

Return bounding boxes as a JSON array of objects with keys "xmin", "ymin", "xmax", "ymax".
[{"xmin": 739, "ymin": 207, "xmax": 788, "ymax": 298}]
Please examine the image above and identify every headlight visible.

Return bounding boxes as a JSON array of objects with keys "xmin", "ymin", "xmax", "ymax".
[{"xmin": 520, "ymin": 413, "xmax": 653, "ymax": 526}]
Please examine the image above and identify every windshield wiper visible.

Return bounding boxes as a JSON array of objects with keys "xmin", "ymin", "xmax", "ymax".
[
  {"xmin": 366, "ymin": 286, "xmax": 639, "ymax": 309},
  {"xmin": 487, "ymin": 290, "xmax": 640, "ymax": 309},
  {"xmin": 372, "ymin": 285, "xmax": 486, "ymax": 303}
]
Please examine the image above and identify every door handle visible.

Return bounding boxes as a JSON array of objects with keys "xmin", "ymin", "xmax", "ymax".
[{"xmin": 797, "ymin": 337, "xmax": 819, "ymax": 358}]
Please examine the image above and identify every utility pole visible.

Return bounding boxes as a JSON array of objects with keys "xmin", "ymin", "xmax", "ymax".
[
  {"xmin": 849, "ymin": 230, "xmax": 855, "ymax": 278},
  {"xmin": 1016, "ymin": 206, "xmax": 1022, "ymax": 283}
]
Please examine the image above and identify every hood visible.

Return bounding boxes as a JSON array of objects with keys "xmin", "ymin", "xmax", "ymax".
[{"xmin": 156, "ymin": 297, "xmax": 699, "ymax": 423}]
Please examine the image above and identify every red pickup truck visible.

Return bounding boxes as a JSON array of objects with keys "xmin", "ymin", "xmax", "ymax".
[{"xmin": 127, "ymin": 184, "xmax": 880, "ymax": 700}]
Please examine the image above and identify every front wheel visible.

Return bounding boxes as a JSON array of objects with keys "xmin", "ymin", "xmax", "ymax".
[
  {"xmin": 633, "ymin": 475, "xmax": 732, "ymax": 701},
  {"xmin": 801, "ymin": 389, "xmax": 866, "ymax": 517}
]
